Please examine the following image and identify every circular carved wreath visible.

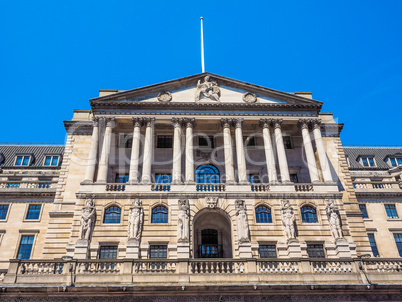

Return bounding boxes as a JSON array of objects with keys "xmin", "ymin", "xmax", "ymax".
[
  {"xmin": 157, "ymin": 91, "xmax": 172, "ymax": 103},
  {"xmin": 243, "ymin": 92, "xmax": 257, "ymax": 103}
]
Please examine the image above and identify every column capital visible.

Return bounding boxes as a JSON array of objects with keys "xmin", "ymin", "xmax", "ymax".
[
  {"xmin": 298, "ymin": 119, "xmax": 309, "ymax": 130},
  {"xmin": 92, "ymin": 117, "xmax": 99, "ymax": 127},
  {"xmin": 272, "ymin": 118, "xmax": 283, "ymax": 129},
  {"xmin": 259, "ymin": 118, "xmax": 271, "ymax": 129},
  {"xmin": 183, "ymin": 118, "xmax": 195, "ymax": 128},
  {"xmin": 132, "ymin": 117, "xmax": 143, "ymax": 128},
  {"xmin": 171, "ymin": 117, "xmax": 183, "ymax": 128},
  {"xmin": 106, "ymin": 117, "xmax": 116, "ymax": 128},
  {"xmin": 232, "ymin": 118, "xmax": 244, "ymax": 128},
  {"xmin": 221, "ymin": 118, "xmax": 231, "ymax": 128},
  {"xmin": 311, "ymin": 119, "xmax": 322, "ymax": 129},
  {"xmin": 143, "ymin": 117, "xmax": 155, "ymax": 127}
]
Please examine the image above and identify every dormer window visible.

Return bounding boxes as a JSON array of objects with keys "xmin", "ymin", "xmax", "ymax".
[
  {"xmin": 15, "ymin": 155, "xmax": 31, "ymax": 166},
  {"xmin": 389, "ymin": 157, "xmax": 402, "ymax": 167},
  {"xmin": 359, "ymin": 156, "xmax": 376, "ymax": 167},
  {"xmin": 44, "ymin": 155, "xmax": 60, "ymax": 166}
]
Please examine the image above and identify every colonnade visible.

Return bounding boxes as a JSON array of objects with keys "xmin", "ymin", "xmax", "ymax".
[{"xmin": 83, "ymin": 117, "xmax": 333, "ymax": 184}]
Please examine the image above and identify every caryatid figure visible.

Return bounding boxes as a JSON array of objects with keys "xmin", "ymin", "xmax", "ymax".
[
  {"xmin": 128, "ymin": 199, "xmax": 144, "ymax": 241},
  {"xmin": 79, "ymin": 199, "xmax": 96, "ymax": 242},
  {"xmin": 281, "ymin": 200, "xmax": 296, "ymax": 239},
  {"xmin": 326, "ymin": 199, "xmax": 343, "ymax": 239},
  {"xmin": 177, "ymin": 199, "xmax": 190, "ymax": 243},
  {"xmin": 236, "ymin": 200, "xmax": 250, "ymax": 243}
]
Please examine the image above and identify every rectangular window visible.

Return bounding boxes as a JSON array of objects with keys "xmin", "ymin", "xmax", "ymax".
[
  {"xmin": 99, "ymin": 246, "xmax": 118, "ymax": 259},
  {"xmin": 26, "ymin": 205, "xmax": 41, "ymax": 220},
  {"xmin": 307, "ymin": 244, "xmax": 325, "ymax": 258},
  {"xmin": 290, "ymin": 174, "xmax": 298, "ymax": 183},
  {"xmin": 115, "ymin": 174, "xmax": 129, "ymax": 183},
  {"xmin": 243, "ymin": 136, "xmax": 256, "ymax": 148},
  {"xmin": 15, "ymin": 155, "xmax": 31, "ymax": 166},
  {"xmin": 247, "ymin": 174, "xmax": 260, "ymax": 183},
  {"xmin": 44, "ymin": 155, "xmax": 59, "ymax": 166},
  {"xmin": 17, "ymin": 235, "xmax": 35, "ymax": 259},
  {"xmin": 0, "ymin": 205, "xmax": 9, "ymax": 220},
  {"xmin": 198, "ymin": 136, "xmax": 214, "ymax": 148},
  {"xmin": 368, "ymin": 234, "xmax": 379, "ymax": 257},
  {"xmin": 394, "ymin": 234, "xmax": 402, "ymax": 257},
  {"xmin": 359, "ymin": 204, "xmax": 369, "ymax": 219},
  {"xmin": 283, "ymin": 136, "xmax": 292, "ymax": 149},
  {"xmin": 385, "ymin": 204, "xmax": 398, "ymax": 219},
  {"xmin": 155, "ymin": 174, "xmax": 172, "ymax": 183},
  {"xmin": 157, "ymin": 135, "xmax": 173, "ymax": 148},
  {"xmin": 259, "ymin": 245, "xmax": 277, "ymax": 258},
  {"xmin": 149, "ymin": 245, "xmax": 167, "ymax": 259},
  {"xmin": 119, "ymin": 135, "xmax": 133, "ymax": 148},
  {"xmin": 361, "ymin": 157, "xmax": 375, "ymax": 167},
  {"xmin": 390, "ymin": 157, "xmax": 402, "ymax": 167}
]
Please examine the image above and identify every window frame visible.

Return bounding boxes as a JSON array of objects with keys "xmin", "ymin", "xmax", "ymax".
[
  {"xmin": 98, "ymin": 245, "xmax": 118, "ymax": 259},
  {"xmin": 14, "ymin": 155, "xmax": 32, "ymax": 166},
  {"xmin": 196, "ymin": 165, "xmax": 220, "ymax": 184},
  {"xmin": 149, "ymin": 245, "xmax": 168, "ymax": 259},
  {"xmin": 17, "ymin": 235, "xmax": 35, "ymax": 260},
  {"xmin": 385, "ymin": 204, "xmax": 398, "ymax": 219},
  {"xmin": 103, "ymin": 205, "xmax": 122, "ymax": 224},
  {"xmin": 394, "ymin": 234, "xmax": 402, "ymax": 257},
  {"xmin": 119, "ymin": 134, "xmax": 133, "ymax": 148},
  {"xmin": 388, "ymin": 157, "xmax": 402, "ymax": 167},
  {"xmin": 155, "ymin": 174, "xmax": 172, "ymax": 184},
  {"xmin": 156, "ymin": 135, "xmax": 173, "ymax": 149},
  {"xmin": 359, "ymin": 204, "xmax": 369, "ymax": 219},
  {"xmin": 255, "ymin": 205, "xmax": 272, "ymax": 223},
  {"xmin": 151, "ymin": 205, "xmax": 169, "ymax": 224},
  {"xmin": 115, "ymin": 173, "xmax": 129, "ymax": 183},
  {"xmin": 306, "ymin": 244, "xmax": 325, "ymax": 258},
  {"xmin": 43, "ymin": 155, "xmax": 60, "ymax": 166},
  {"xmin": 359, "ymin": 156, "xmax": 376, "ymax": 167},
  {"xmin": 368, "ymin": 233, "xmax": 379, "ymax": 257},
  {"xmin": 24, "ymin": 204, "xmax": 42, "ymax": 221},
  {"xmin": 198, "ymin": 135, "xmax": 215, "ymax": 149},
  {"xmin": 248, "ymin": 174, "xmax": 260, "ymax": 184},
  {"xmin": 301, "ymin": 205, "xmax": 318, "ymax": 223},
  {"xmin": 283, "ymin": 136, "xmax": 293, "ymax": 149},
  {"xmin": 258, "ymin": 244, "xmax": 277, "ymax": 258},
  {"xmin": 0, "ymin": 204, "xmax": 10, "ymax": 221}
]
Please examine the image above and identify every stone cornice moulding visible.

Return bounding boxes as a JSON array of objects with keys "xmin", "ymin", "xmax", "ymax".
[{"xmin": 48, "ymin": 211, "xmax": 74, "ymax": 218}]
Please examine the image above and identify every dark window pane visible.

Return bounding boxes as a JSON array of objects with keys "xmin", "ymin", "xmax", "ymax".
[
  {"xmin": 359, "ymin": 204, "xmax": 369, "ymax": 219},
  {"xmin": 368, "ymin": 158, "xmax": 375, "ymax": 167},
  {"xmin": 15, "ymin": 156, "xmax": 22, "ymax": 165},
  {"xmin": 155, "ymin": 174, "xmax": 172, "ymax": 183},
  {"xmin": 151, "ymin": 206, "xmax": 168, "ymax": 223},
  {"xmin": 51, "ymin": 156, "xmax": 59, "ymax": 166},
  {"xmin": 394, "ymin": 234, "xmax": 402, "ymax": 257},
  {"xmin": 115, "ymin": 174, "xmax": 129, "ymax": 183},
  {"xmin": 17, "ymin": 235, "xmax": 34, "ymax": 259},
  {"xmin": 390, "ymin": 158, "xmax": 397, "ymax": 167},
  {"xmin": 362, "ymin": 158, "xmax": 368, "ymax": 167},
  {"xmin": 283, "ymin": 136, "xmax": 292, "ymax": 149},
  {"xmin": 368, "ymin": 234, "xmax": 379, "ymax": 257},
  {"xmin": 259, "ymin": 245, "xmax": 277, "ymax": 258},
  {"xmin": 99, "ymin": 246, "xmax": 118, "ymax": 259},
  {"xmin": 301, "ymin": 206, "xmax": 318, "ymax": 223},
  {"xmin": 150, "ymin": 245, "xmax": 167, "ymax": 259},
  {"xmin": 44, "ymin": 156, "xmax": 51, "ymax": 166},
  {"xmin": 22, "ymin": 156, "xmax": 30, "ymax": 166},
  {"xmin": 196, "ymin": 165, "xmax": 220, "ymax": 184},
  {"xmin": 248, "ymin": 174, "xmax": 260, "ymax": 183},
  {"xmin": 243, "ymin": 136, "xmax": 255, "ymax": 147},
  {"xmin": 157, "ymin": 136, "xmax": 172, "ymax": 148},
  {"xmin": 385, "ymin": 204, "xmax": 398, "ymax": 219},
  {"xmin": 290, "ymin": 174, "xmax": 298, "ymax": 183},
  {"xmin": 307, "ymin": 244, "xmax": 325, "ymax": 258},
  {"xmin": 201, "ymin": 229, "xmax": 218, "ymax": 245},
  {"xmin": 0, "ymin": 205, "xmax": 9, "ymax": 220},
  {"xmin": 26, "ymin": 205, "xmax": 41, "ymax": 220},
  {"xmin": 256, "ymin": 206, "xmax": 272, "ymax": 223},
  {"xmin": 198, "ymin": 136, "xmax": 214, "ymax": 148},
  {"xmin": 104, "ymin": 206, "xmax": 121, "ymax": 223}
]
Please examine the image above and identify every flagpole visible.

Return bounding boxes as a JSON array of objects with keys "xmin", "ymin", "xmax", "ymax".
[{"xmin": 200, "ymin": 17, "xmax": 205, "ymax": 73}]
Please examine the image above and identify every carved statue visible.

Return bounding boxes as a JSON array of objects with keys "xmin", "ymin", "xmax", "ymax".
[
  {"xmin": 281, "ymin": 200, "xmax": 296, "ymax": 239},
  {"xmin": 195, "ymin": 75, "xmax": 221, "ymax": 102},
  {"xmin": 326, "ymin": 199, "xmax": 343, "ymax": 239},
  {"xmin": 178, "ymin": 199, "xmax": 190, "ymax": 243},
  {"xmin": 128, "ymin": 199, "xmax": 144, "ymax": 241},
  {"xmin": 236, "ymin": 200, "xmax": 250, "ymax": 243},
  {"xmin": 79, "ymin": 199, "xmax": 96, "ymax": 242}
]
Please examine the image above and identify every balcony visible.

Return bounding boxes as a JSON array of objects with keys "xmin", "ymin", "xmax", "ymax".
[
  {"xmin": 353, "ymin": 182, "xmax": 402, "ymax": 194},
  {"xmin": 0, "ymin": 181, "xmax": 57, "ymax": 193},
  {"xmin": 2, "ymin": 258, "xmax": 402, "ymax": 288}
]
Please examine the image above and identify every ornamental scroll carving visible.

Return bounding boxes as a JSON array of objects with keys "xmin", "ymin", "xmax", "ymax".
[
  {"xmin": 236, "ymin": 200, "xmax": 250, "ymax": 243},
  {"xmin": 79, "ymin": 199, "xmax": 96, "ymax": 242},
  {"xmin": 195, "ymin": 76, "xmax": 221, "ymax": 102},
  {"xmin": 281, "ymin": 200, "xmax": 296, "ymax": 240},
  {"xmin": 326, "ymin": 199, "xmax": 343, "ymax": 239},
  {"xmin": 128, "ymin": 199, "xmax": 144, "ymax": 241}
]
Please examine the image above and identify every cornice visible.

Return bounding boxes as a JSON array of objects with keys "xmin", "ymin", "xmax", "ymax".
[
  {"xmin": 355, "ymin": 192, "xmax": 402, "ymax": 197},
  {"xmin": 63, "ymin": 121, "xmax": 93, "ymax": 133}
]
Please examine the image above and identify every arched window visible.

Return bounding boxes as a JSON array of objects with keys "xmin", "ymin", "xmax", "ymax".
[
  {"xmin": 152, "ymin": 206, "xmax": 168, "ymax": 223},
  {"xmin": 301, "ymin": 206, "xmax": 318, "ymax": 223},
  {"xmin": 103, "ymin": 206, "xmax": 121, "ymax": 224},
  {"xmin": 255, "ymin": 206, "xmax": 272, "ymax": 223},
  {"xmin": 196, "ymin": 165, "xmax": 219, "ymax": 183}
]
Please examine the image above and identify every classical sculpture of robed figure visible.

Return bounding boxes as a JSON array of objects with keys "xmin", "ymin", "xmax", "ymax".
[
  {"xmin": 281, "ymin": 200, "xmax": 296, "ymax": 240},
  {"xmin": 128, "ymin": 199, "xmax": 144, "ymax": 241},
  {"xmin": 326, "ymin": 199, "xmax": 343, "ymax": 239},
  {"xmin": 79, "ymin": 199, "xmax": 96, "ymax": 242},
  {"xmin": 195, "ymin": 75, "xmax": 221, "ymax": 102},
  {"xmin": 177, "ymin": 199, "xmax": 190, "ymax": 243},
  {"xmin": 236, "ymin": 200, "xmax": 250, "ymax": 243}
]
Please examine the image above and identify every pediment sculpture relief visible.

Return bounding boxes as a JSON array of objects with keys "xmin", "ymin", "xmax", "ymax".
[{"xmin": 195, "ymin": 76, "xmax": 221, "ymax": 102}]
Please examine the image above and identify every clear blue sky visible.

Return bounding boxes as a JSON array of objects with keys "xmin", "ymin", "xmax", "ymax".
[{"xmin": 1, "ymin": 0, "xmax": 401, "ymax": 146}]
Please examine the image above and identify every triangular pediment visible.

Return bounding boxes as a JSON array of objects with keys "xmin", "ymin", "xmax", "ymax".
[{"xmin": 90, "ymin": 73, "xmax": 322, "ymax": 113}]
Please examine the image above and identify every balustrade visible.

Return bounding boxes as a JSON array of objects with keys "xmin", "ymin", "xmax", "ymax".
[
  {"xmin": 76, "ymin": 261, "xmax": 120, "ymax": 274},
  {"xmin": 19, "ymin": 261, "xmax": 64, "ymax": 275},
  {"xmin": 258, "ymin": 260, "xmax": 299, "ymax": 273},
  {"xmin": 251, "ymin": 184, "xmax": 270, "ymax": 192},
  {"xmin": 196, "ymin": 184, "xmax": 225, "ymax": 192},
  {"xmin": 0, "ymin": 181, "xmax": 56, "ymax": 189},
  {"xmin": 133, "ymin": 260, "xmax": 176, "ymax": 274},
  {"xmin": 311, "ymin": 260, "xmax": 353, "ymax": 273},
  {"xmin": 151, "ymin": 184, "xmax": 171, "ymax": 192},
  {"xmin": 294, "ymin": 184, "xmax": 314, "ymax": 192},
  {"xmin": 105, "ymin": 184, "xmax": 125, "ymax": 191},
  {"xmin": 363, "ymin": 259, "xmax": 402, "ymax": 273},
  {"xmin": 190, "ymin": 260, "xmax": 245, "ymax": 274}
]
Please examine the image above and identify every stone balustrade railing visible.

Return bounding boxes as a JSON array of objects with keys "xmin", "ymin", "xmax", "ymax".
[
  {"xmin": 190, "ymin": 259, "xmax": 245, "ymax": 274},
  {"xmin": 0, "ymin": 181, "xmax": 57, "ymax": 190},
  {"xmin": 258, "ymin": 260, "xmax": 299, "ymax": 273},
  {"xmin": 353, "ymin": 182, "xmax": 398, "ymax": 190},
  {"xmin": 294, "ymin": 184, "xmax": 314, "ymax": 192}
]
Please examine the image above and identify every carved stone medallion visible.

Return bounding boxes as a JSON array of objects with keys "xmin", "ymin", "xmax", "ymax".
[
  {"xmin": 157, "ymin": 91, "xmax": 172, "ymax": 103},
  {"xmin": 243, "ymin": 92, "xmax": 257, "ymax": 103}
]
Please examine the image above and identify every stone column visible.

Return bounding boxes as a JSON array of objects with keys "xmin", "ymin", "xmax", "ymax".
[
  {"xmin": 141, "ymin": 118, "xmax": 155, "ymax": 184},
  {"xmin": 260, "ymin": 119, "xmax": 278, "ymax": 183},
  {"xmin": 129, "ymin": 118, "xmax": 142, "ymax": 184},
  {"xmin": 299, "ymin": 119, "xmax": 320, "ymax": 183},
  {"xmin": 172, "ymin": 118, "xmax": 183, "ymax": 184},
  {"xmin": 184, "ymin": 118, "xmax": 195, "ymax": 184},
  {"xmin": 312, "ymin": 120, "xmax": 333, "ymax": 182},
  {"xmin": 84, "ymin": 117, "xmax": 99, "ymax": 183},
  {"xmin": 273, "ymin": 119, "xmax": 290, "ymax": 183},
  {"xmin": 221, "ymin": 118, "xmax": 235, "ymax": 184},
  {"xmin": 233, "ymin": 118, "xmax": 247, "ymax": 183},
  {"xmin": 96, "ymin": 118, "xmax": 115, "ymax": 183}
]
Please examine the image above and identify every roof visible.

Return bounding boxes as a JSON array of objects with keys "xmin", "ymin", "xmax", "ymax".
[
  {"xmin": 0, "ymin": 145, "xmax": 65, "ymax": 169},
  {"xmin": 343, "ymin": 146, "xmax": 402, "ymax": 170}
]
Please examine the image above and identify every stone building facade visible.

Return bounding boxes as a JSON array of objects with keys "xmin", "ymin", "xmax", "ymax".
[{"xmin": 0, "ymin": 73, "xmax": 401, "ymax": 300}]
